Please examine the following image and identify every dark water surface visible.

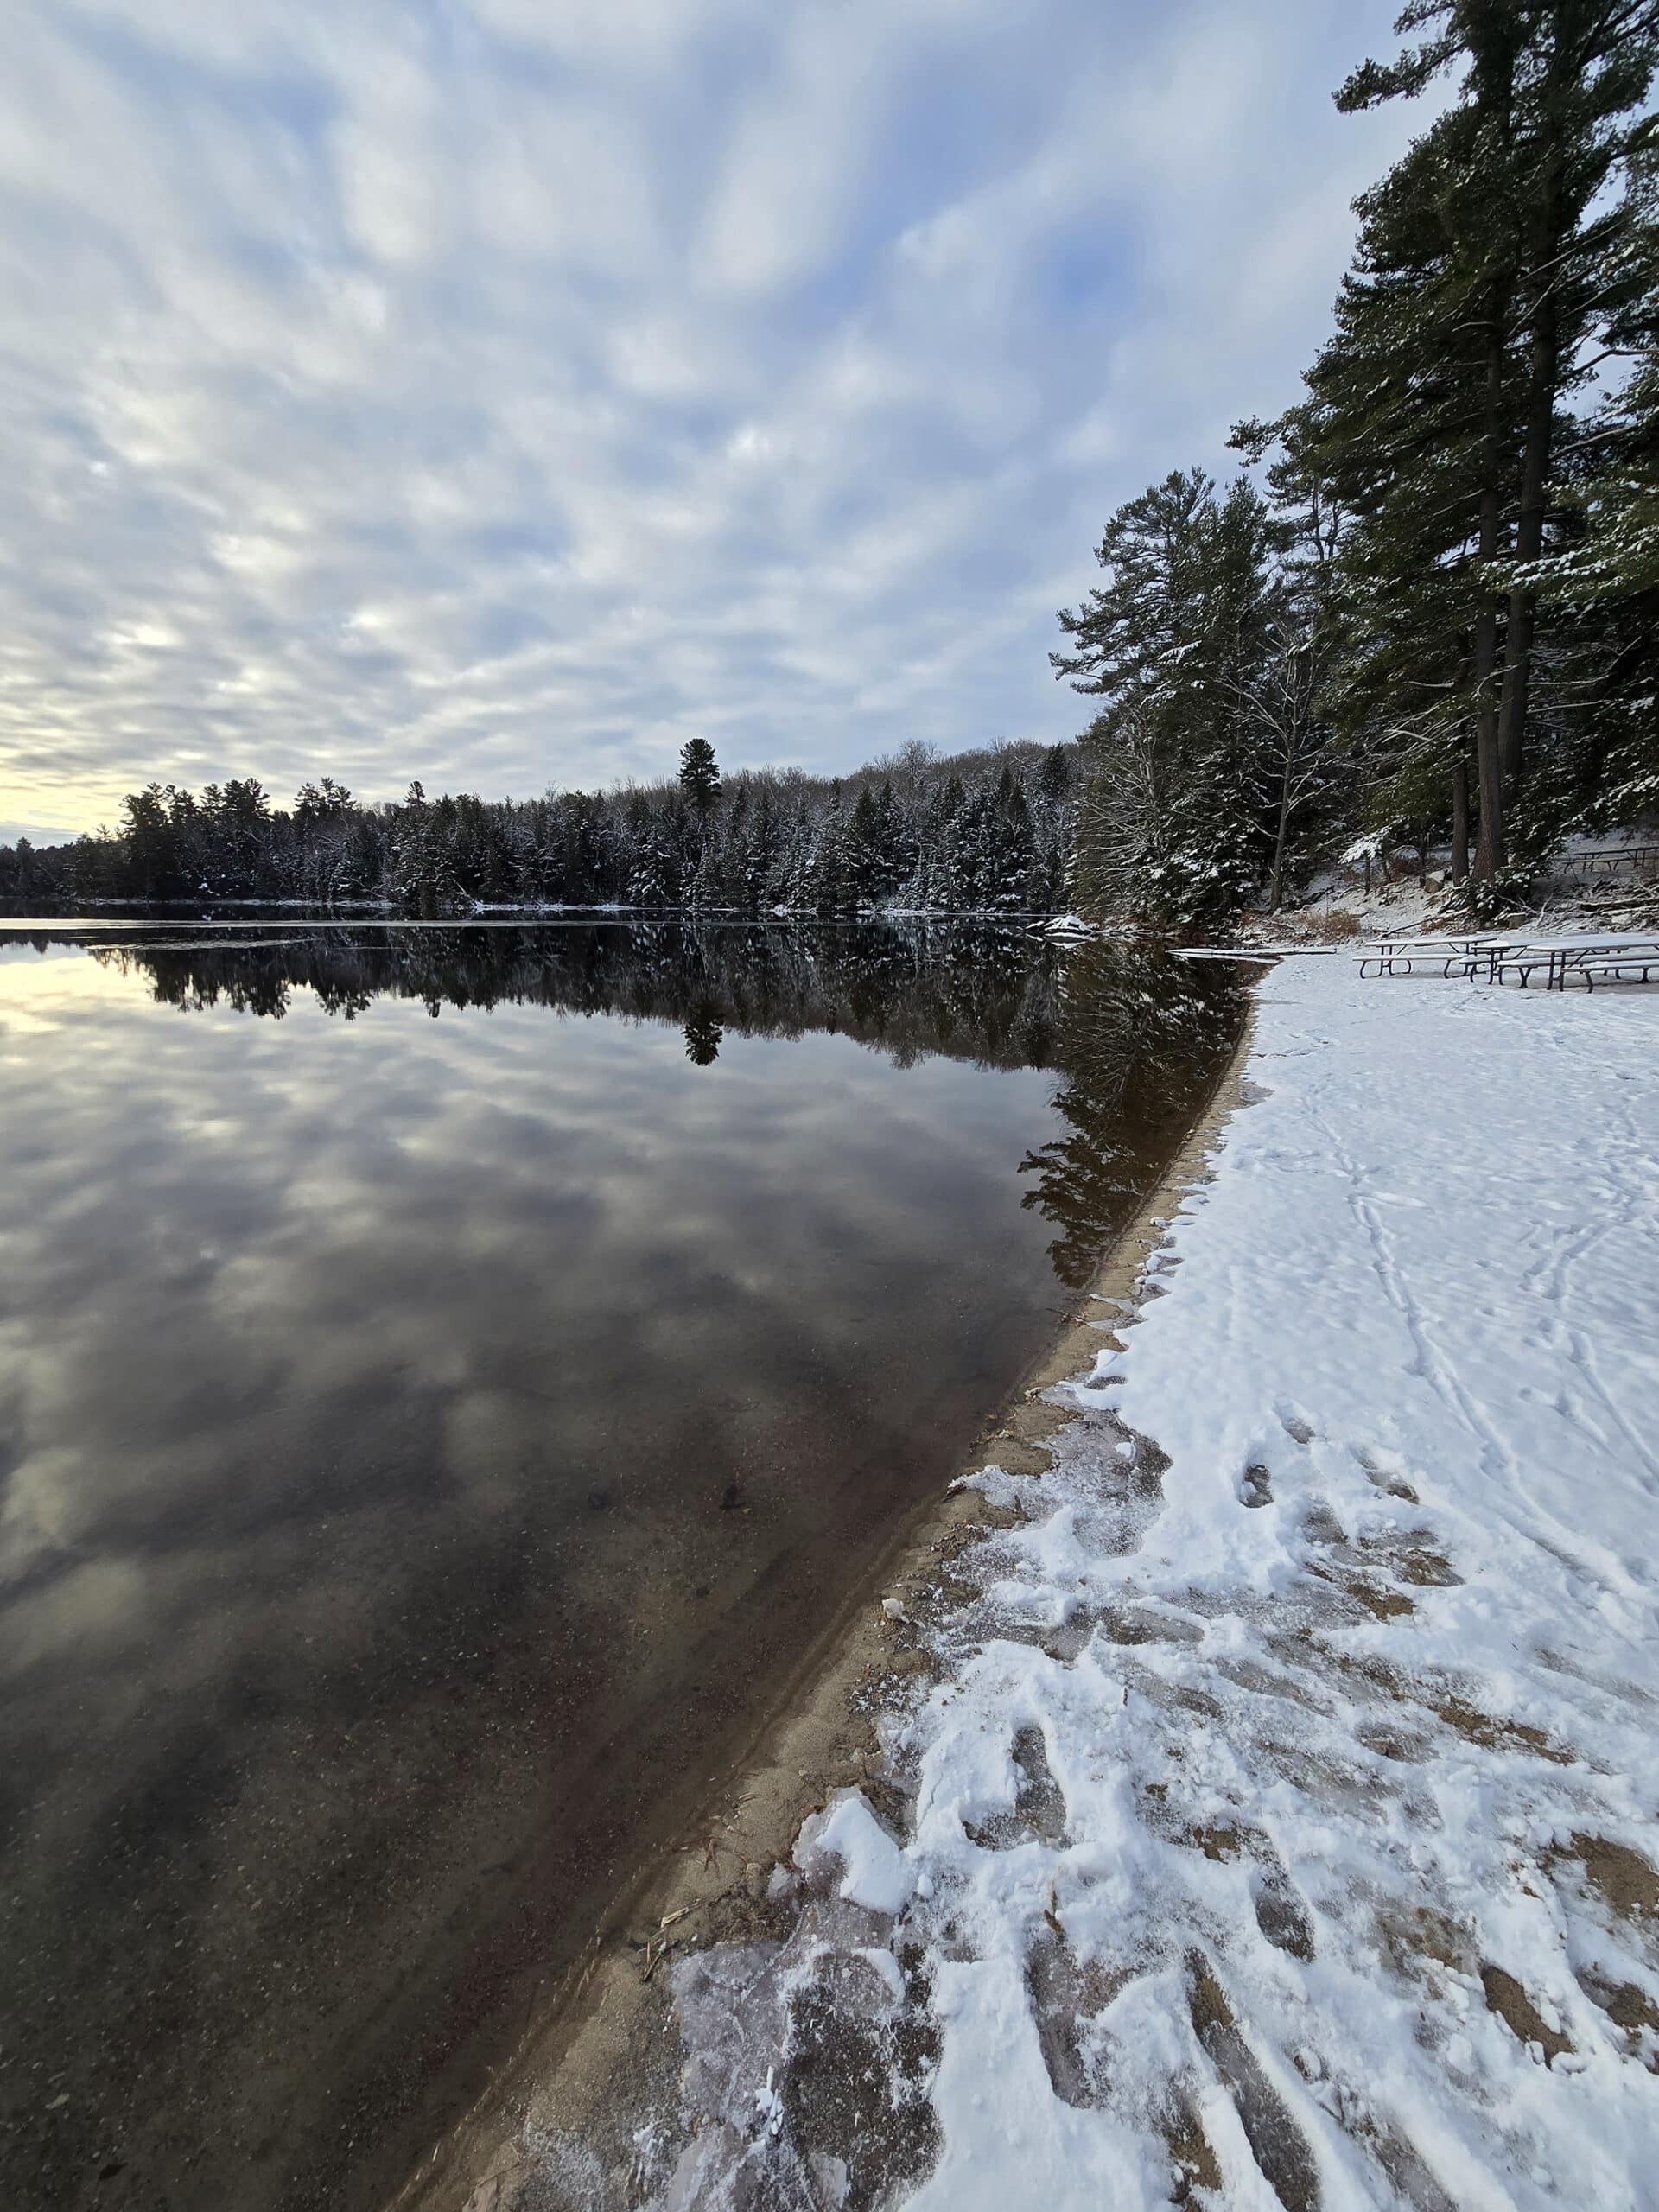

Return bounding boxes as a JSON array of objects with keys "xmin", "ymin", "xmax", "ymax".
[{"xmin": 0, "ymin": 919, "xmax": 1239, "ymax": 2212}]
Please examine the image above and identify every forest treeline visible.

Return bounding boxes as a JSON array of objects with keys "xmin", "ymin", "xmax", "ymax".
[
  {"xmin": 0, "ymin": 738, "xmax": 1076, "ymax": 918},
  {"xmin": 1059, "ymin": 1, "xmax": 1659, "ymax": 926}
]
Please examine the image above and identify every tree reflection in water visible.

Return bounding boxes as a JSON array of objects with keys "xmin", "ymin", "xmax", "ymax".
[
  {"xmin": 80, "ymin": 918, "xmax": 1061, "ymax": 1065},
  {"xmin": 73, "ymin": 917, "xmax": 1243, "ymax": 1290},
  {"xmin": 1020, "ymin": 940, "xmax": 1245, "ymax": 1288},
  {"xmin": 682, "ymin": 1006, "xmax": 724, "ymax": 1065}
]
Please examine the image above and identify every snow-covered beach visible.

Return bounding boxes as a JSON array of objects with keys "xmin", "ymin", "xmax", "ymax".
[
  {"xmin": 467, "ymin": 946, "xmax": 1659, "ymax": 2212},
  {"xmin": 856, "ymin": 950, "xmax": 1659, "ymax": 2209}
]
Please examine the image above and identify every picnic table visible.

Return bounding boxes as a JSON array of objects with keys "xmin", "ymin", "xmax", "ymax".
[
  {"xmin": 1554, "ymin": 844, "xmax": 1659, "ymax": 886},
  {"xmin": 1479, "ymin": 933, "xmax": 1659, "ymax": 991},
  {"xmin": 1356, "ymin": 931, "xmax": 1659, "ymax": 990},
  {"xmin": 1355, "ymin": 933, "xmax": 1509, "ymax": 979}
]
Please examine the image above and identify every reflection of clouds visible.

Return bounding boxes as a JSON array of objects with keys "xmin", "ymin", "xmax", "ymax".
[
  {"xmin": 0, "ymin": 939, "xmax": 1061, "ymax": 1710},
  {"xmin": 1, "ymin": 1554, "xmax": 149, "ymax": 1675},
  {"xmin": 0, "ymin": 941, "xmax": 132, "ymax": 1033},
  {"xmin": 1, "ymin": 1447, "xmax": 94, "ymax": 1577}
]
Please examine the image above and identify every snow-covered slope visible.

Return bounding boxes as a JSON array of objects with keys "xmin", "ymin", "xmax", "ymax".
[{"xmin": 658, "ymin": 954, "xmax": 1659, "ymax": 2211}]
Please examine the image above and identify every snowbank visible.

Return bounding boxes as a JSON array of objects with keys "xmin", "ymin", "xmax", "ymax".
[{"xmin": 658, "ymin": 953, "xmax": 1659, "ymax": 2210}]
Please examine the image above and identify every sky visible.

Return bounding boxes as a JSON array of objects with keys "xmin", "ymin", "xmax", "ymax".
[{"xmin": 0, "ymin": 0, "xmax": 1432, "ymax": 843}]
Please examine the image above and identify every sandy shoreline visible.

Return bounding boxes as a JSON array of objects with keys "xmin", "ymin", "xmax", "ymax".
[{"xmin": 387, "ymin": 990, "xmax": 1263, "ymax": 2212}]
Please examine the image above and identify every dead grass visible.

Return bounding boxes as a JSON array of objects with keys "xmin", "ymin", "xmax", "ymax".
[{"xmin": 1310, "ymin": 908, "xmax": 1364, "ymax": 942}]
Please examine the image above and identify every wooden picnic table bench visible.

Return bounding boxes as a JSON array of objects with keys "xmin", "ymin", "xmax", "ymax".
[
  {"xmin": 1557, "ymin": 947, "xmax": 1659, "ymax": 991},
  {"xmin": 1480, "ymin": 933, "xmax": 1659, "ymax": 989},
  {"xmin": 1555, "ymin": 844, "xmax": 1659, "ymax": 885},
  {"xmin": 1355, "ymin": 934, "xmax": 1508, "ymax": 979},
  {"xmin": 1356, "ymin": 931, "xmax": 1659, "ymax": 989}
]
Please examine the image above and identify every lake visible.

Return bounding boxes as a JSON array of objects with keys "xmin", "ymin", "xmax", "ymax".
[{"xmin": 0, "ymin": 918, "xmax": 1240, "ymax": 2212}]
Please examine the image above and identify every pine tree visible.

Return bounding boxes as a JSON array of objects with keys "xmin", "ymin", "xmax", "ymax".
[
  {"xmin": 1511, "ymin": 315, "xmax": 1659, "ymax": 833},
  {"xmin": 943, "ymin": 783, "xmax": 997, "ymax": 909},
  {"xmin": 678, "ymin": 737, "xmax": 721, "ymax": 820},
  {"xmin": 121, "ymin": 785, "xmax": 181, "ymax": 899},
  {"xmin": 874, "ymin": 779, "xmax": 912, "ymax": 899},
  {"xmin": 741, "ymin": 783, "xmax": 783, "ymax": 912},
  {"xmin": 802, "ymin": 802, "xmax": 849, "ymax": 912},
  {"xmin": 1054, "ymin": 469, "xmax": 1283, "ymax": 926},
  {"xmin": 1325, "ymin": 0, "xmax": 1659, "ymax": 880},
  {"xmin": 995, "ymin": 776, "xmax": 1037, "ymax": 908},
  {"xmin": 844, "ymin": 784, "xmax": 884, "ymax": 907},
  {"xmin": 1311, "ymin": 73, "xmax": 1524, "ymax": 879},
  {"xmin": 628, "ymin": 825, "xmax": 676, "ymax": 909}
]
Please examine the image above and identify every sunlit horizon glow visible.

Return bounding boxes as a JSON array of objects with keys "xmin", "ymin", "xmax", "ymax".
[{"xmin": 1, "ymin": 0, "xmax": 1427, "ymax": 844}]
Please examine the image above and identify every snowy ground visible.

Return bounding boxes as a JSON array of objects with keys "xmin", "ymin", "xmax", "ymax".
[
  {"xmin": 1237, "ymin": 834, "xmax": 1658, "ymax": 949},
  {"xmin": 652, "ymin": 953, "xmax": 1659, "ymax": 2211}
]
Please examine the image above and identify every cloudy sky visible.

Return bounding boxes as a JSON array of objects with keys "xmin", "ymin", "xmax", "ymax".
[{"xmin": 1, "ymin": 0, "xmax": 1427, "ymax": 842}]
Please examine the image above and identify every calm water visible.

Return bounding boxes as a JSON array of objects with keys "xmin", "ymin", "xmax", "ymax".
[{"xmin": 0, "ymin": 919, "xmax": 1240, "ymax": 2212}]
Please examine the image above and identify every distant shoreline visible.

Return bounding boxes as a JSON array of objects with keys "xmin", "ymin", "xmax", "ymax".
[{"xmin": 0, "ymin": 899, "xmax": 1060, "ymax": 926}]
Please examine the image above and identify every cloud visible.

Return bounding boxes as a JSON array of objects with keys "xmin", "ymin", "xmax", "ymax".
[{"xmin": 0, "ymin": 0, "xmax": 1429, "ymax": 835}]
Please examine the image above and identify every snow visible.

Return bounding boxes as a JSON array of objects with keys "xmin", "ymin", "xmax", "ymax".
[
  {"xmin": 1241, "ymin": 830, "xmax": 1659, "ymax": 953},
  {"xmin": 658, "ymin": 952, "xmax": 1659, "ymax": 2209},
  {"xmin": 797, "ymin": 1794, "xmax": 916, "ymax": 1918}
]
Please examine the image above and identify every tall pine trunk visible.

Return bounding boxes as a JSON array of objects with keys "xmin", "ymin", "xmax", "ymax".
[
  {"xmin": 1451, "ymin": 744, "xmax": 1471, "ymax": 882},
  {"xmin": 1498, "ymin": 297, "xmax": 1556, "ymax": 798},
  {"xmin": 1497, "ymin": 15, "xmax": 1570, "ymax": 801},
  {"xmin": 1473, "ymin": 337, "xmax": 1508, "ymax": 882},
  {"xmin": 1469, "ymin": 16, "xmax": 1522, "ymax": 883}
]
